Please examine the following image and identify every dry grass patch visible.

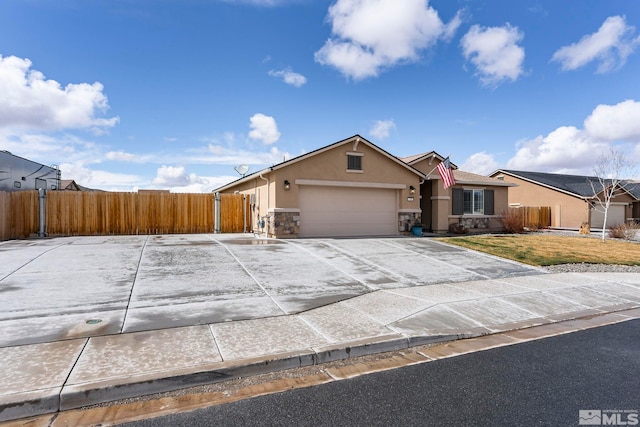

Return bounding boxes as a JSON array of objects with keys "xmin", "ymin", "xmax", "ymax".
[{"xmin": 438, "ymin": 234, "xmax": 640, "ymax": 266}]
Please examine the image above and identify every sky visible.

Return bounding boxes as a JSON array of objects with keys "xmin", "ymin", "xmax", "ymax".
[{"xmin": 1, "ymin": 0, "xmax": 640, "ymax": 192}]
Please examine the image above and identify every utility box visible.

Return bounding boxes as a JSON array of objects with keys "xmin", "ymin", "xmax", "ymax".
[{"xmin": 0, "ymin": 151, "xmax": 61, "ymax": 192}]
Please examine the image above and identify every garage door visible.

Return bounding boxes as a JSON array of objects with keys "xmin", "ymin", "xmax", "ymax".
[
  {"xmin": 298, "ymin": 186, "xmax": 397, "ymax": 237},
  {"xmin": 591, "ymin": 205, "xmax": 626, "ymax": 229}
]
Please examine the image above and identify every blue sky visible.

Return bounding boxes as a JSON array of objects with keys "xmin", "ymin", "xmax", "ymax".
[{"xmin": 1, "ymin": 0, "xmax": 639, "ymax": 192}]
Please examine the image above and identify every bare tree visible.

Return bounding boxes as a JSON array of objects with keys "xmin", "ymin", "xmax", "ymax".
[{"xmin": 590, "ymin": 147, "xmax": 638, "ymax": 241}]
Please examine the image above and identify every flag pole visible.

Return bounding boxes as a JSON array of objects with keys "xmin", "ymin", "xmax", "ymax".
[{"xmin": 425, "ymin": 154, "xmax": 451, "ymax": 178}]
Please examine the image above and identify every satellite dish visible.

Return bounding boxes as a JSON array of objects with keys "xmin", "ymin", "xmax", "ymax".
[{"xmin": 234, "ymin": 164, "xmax": 250, "ymax": 176}]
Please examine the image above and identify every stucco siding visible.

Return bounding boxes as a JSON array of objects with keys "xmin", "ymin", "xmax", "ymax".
[{"xmin": 498, "ymin": 175, "xmax": 589, "ymax": 228}]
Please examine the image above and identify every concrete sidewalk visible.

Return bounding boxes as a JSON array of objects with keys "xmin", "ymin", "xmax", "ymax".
[{"xmin": 1, "ymin": 269, "xmax": 639, "ymax": 422}]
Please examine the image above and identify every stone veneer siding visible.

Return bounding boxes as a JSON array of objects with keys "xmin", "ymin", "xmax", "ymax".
[
  {"xmin": 458, "ymin": 216, "xmax": 491, "ymax": 229},
  {"xmin": 270, "ymin": 210, "xmax": 300, "ymax": 238},
  {"xmin": 398, "ymin": 212, "xmax": 421, "ymax": 232}
]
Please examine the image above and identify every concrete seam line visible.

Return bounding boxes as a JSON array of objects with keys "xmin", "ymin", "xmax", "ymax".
[
  {"xmin": 284, "ymin": 240, "xmax": 379, "ymax": 292},
  {"xmin": 58, "ymin": 338, "xmax": 90, "ymax": 411},
  {"xmin": 120, "ymin": 235, "xmax": 150, "ymax": 333},
  {"xmin": 379, "ymin": 239, "xmax": 490, "ymax": 280},
  {"xmin": 0, "ymin": 241, "xmax": 70, "ymax": 282},
  {"xmin": 297, "ymin": 315, "xmax": 334, "ymax": 344},
  {"xmin": 206, "ymin": 235, "xmax": 288, "ymax": 315}
]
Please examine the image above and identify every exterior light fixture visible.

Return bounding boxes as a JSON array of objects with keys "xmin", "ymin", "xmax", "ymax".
[
  {"xmin": 284, "ymin": 180, "xmax": 291, "ymax": 190},
  {"xmin": 409, "ymin": 185, "xmax": 416, "ymax": 195}
]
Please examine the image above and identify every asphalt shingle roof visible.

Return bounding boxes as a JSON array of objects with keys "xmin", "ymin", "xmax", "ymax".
[{"xmin": 497, "ymin": 169, "xmax": 637, "ymax": 199}]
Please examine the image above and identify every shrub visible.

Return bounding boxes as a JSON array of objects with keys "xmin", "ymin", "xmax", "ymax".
[
  {"xmin": 579, "ymin": 222, "xmax": 590, "ymax": 235},
  {"xmin": 448, "ymin": 223, "xmax": 468, "ymax": 234},
  {"xmin": 607, "ymin": 222, "xmax": 640, "ymax": 240},
  {"xmin": 500, "ymin": 209, "xmax": 525, "ymax": 234}
]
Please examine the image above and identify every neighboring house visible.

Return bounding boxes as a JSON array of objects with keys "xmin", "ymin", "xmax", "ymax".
[
  {"xmin": 0, "ymin": 151, "xmax": 61, "ymax": 192},
  {"xmin": 60, "ymin": 180, "xmax": 81, "ymax": 191},
  {"xmin": 60, "ymin": 179, "xmax": 101, "ymax": 192},
  {"xmin": 214, "ymin": 135, "xmax": 513, "ymax": 238},
  {"xmin": 490, "ymin": 169, "xmax": 639, "ymax": 229}
]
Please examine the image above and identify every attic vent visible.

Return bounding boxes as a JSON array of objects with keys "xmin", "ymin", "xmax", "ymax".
[
  {"xmin": 496, "ymin": 175, "xmax": 505, "ymax": 181},
  {"xmin": 347, "ymin": 152, "xmax": 363, "ymax": 172}
]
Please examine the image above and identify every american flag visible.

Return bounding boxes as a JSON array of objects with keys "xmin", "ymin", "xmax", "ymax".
[{"xmin": 437, "ymin": 157, "xmax": 456, "ymax": 189}]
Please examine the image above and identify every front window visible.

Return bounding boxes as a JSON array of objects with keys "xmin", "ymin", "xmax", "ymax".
[{"xmin": 463, "ymin": 189, "xmax": 484, "ymax": 214}]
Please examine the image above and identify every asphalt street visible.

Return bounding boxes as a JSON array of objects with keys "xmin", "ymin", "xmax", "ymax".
[{"xmin": 124, "ymin": 319, "xmax": 640, "ymax": 427}]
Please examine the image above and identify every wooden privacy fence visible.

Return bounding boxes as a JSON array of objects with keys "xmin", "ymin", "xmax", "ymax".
[
  {"xmin": 0, "ymin": 191, "xmax": 250, "ymax": 240},
  {"xmin": 508, "ymin": 206, "xmax": 551, "ymax": 229}
]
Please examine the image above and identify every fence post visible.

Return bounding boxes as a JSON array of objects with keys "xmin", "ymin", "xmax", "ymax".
[
  {"xmin": 214, "ymin": 192, "xmax": 221, "ymax": 234},
  {"xmin": 38, "ymin": 188, "xmax": 47, "ymax": 238}
]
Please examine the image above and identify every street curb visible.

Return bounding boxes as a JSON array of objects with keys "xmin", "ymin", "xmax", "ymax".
[
  {"xmin": 2, "ymin": 306, "xmax": 639, "ymax": 423},
  {"xmin": 58, "ymin": 334, "xmax": 456, "ymax": 412}
]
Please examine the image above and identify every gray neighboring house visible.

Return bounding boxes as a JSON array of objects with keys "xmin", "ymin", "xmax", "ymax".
[{"xmin": 491, "ymin": 169, "xmax": 640, "ymax": 229}]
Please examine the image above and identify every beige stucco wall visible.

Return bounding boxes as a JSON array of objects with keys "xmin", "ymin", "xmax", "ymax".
[
  {"xmin": 496, "ymin": 175, "xmax": 589, "ymax": 228},
  {"xmin": 411, "ymin": 158, "xmax": 510, "ymax": 233},
  {"xmin": 219, "ymin": 140, "xmax": 423, "ymax": 237},
  {"xmin": 271, "ymin": 141, "xmax": 421, "ymax": 212}
]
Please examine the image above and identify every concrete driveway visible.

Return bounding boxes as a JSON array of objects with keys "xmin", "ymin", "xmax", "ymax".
[{"xmin": 0, "ymin": 234, "xmax": 543, "ymax": 348}]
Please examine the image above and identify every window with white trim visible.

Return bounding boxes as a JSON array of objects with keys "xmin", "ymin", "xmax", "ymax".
[
  {"xmin": 453, "ymin": 188, "xmax": 494, "ymax": 215},
  {"xmin": 463, "ymin": 189, "xmax": 484, "ymax": 214}
]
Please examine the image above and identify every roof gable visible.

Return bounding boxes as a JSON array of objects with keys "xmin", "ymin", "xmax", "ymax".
[
  {"xmin": 214, "ymin": 135, "xmax": 425, "ymax": 192},
  {"xmin": 401, "ymin": 151, "xmax": 458, "ymax": 170}
]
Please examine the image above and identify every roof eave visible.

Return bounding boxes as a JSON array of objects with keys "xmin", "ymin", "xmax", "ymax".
[{"xmin": 491, "ymin": 169, "xmax": 592, "ymax": 200}]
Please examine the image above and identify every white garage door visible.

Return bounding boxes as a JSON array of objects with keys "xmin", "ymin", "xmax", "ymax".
[
  {"xmin": 298, "ymin": 186, "xmax": 397, "ymax": 237},
  {"xmin": 591, "ymin": 205, "xmax": 626, "ymax": 229}
]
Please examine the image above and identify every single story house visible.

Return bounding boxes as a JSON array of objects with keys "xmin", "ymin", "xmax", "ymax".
[
  {"xmin": 490, "ymin": 169, "xmax": 640, "ymax": 229},
  {"xmin": 60, "ymin": 179, "xmax": 101, "ymax": 191},
  {"xmin": 215, "ymin": 135, "xmax": 514, "ymax": 238}
]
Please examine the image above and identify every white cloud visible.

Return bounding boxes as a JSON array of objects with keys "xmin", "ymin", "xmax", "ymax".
[
  {"xmin": 461, "ymin": 24, "xmax": 525, "ymax": 86},
  {"xmin": 59, "ymin": 161, "xmax": 143, "ymax": 191},
  {"xmin": 460, "ymin": 152, "xmax": 498, "ymax": 175},
  {"xmin": 153, "ymin": 165, "xmax": 191, "ymax": 186},
  {"xmin": 0, "ymin": 54, "xmax": 118, "ymax": 132},
  {"xmin": 167, "ymin": 176, "xmax": 237, "ymax": 193},
  {"xmin": 551, "ymin": 16, "xmax": 640, "ymax": 73},
  {"xmin": 152, "ymin": 165, "xmax": 240, "ymax": 193},
  {"xmin": 105, "ymin": 151, "xmax": 136, "ymax": 162},
  {"xmin": 203, "ymin": 144, "xmax": 289, "ymax": 166},
  {"xmin": 315, "ymin": 0, "xmax": 462, "ymax": 80},
  {"xmin": 507, "ymin": 126, "xmax": 608, "ymax": 173},
  {"xmin": 268, "ymin": 68, "xmax": 307, "ymax": 87},
  {"xmin": 248, "ymin": 113, "xmax": 281, "ymax": 144},
  {"xmin": 369, "ymin": 119, "xmax": 396, "ymax": 139},
  {"xmin": 583, "ymin": 99, "xmax": 640, "ymax": 142}
]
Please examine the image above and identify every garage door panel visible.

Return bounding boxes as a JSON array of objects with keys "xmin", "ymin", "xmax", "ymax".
[
  {"xmin": 591, "ymin": 205, "xmax": 625, "ymax": 228},
  {"xmin": 299, "ymin": 187, "xmax": 397, "ymax": 237}
]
